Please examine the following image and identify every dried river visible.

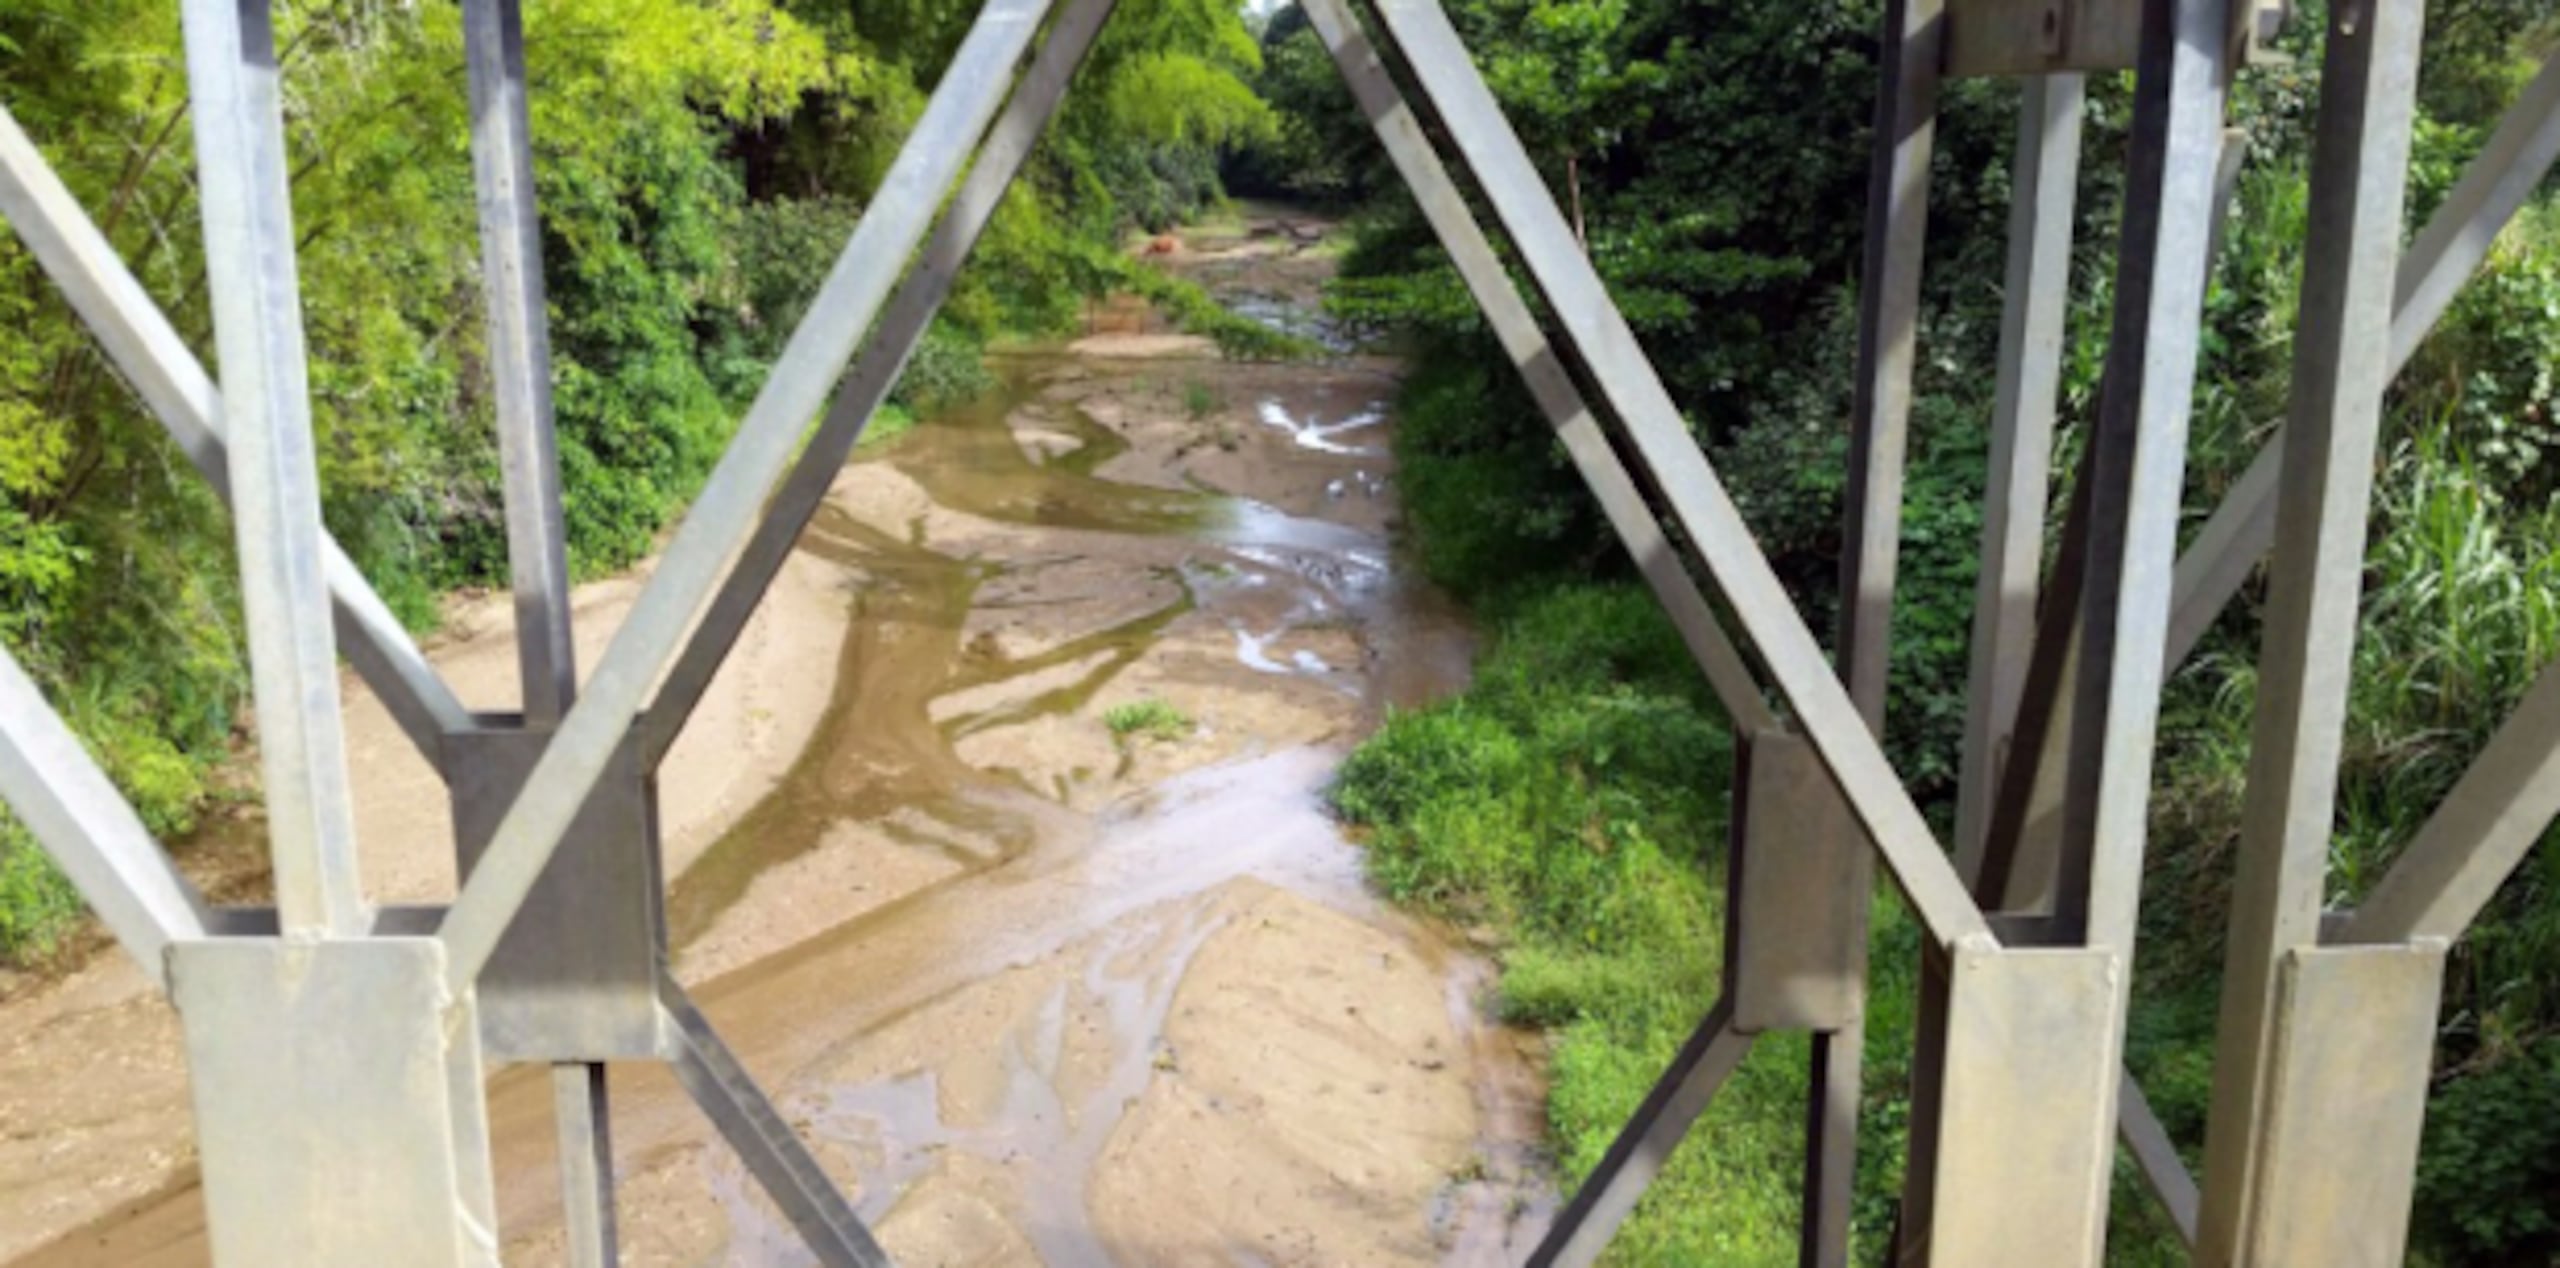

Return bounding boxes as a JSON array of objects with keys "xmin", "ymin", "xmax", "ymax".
[{"xmin": 0, "ymin": 213, "xmax": 1555, "ymax": 1265}]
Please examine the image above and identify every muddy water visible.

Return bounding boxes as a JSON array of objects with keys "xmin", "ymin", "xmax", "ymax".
[{"xmin": 3, "ymin": 217, "xmax": 1555, "ymax": 1266}]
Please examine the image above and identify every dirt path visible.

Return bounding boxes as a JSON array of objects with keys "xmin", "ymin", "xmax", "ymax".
[{"xmin": 0, "ymin": 209, "xmax": 1556, "ymax": 1265}]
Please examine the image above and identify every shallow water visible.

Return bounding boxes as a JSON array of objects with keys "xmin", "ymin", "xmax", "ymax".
[
  {"xmin": 649, "ymin": 337, "xmax": 1553, "ymax": 1259},
  {"xmin": 2, "ymin": 219, "xmax": 1553, "ymax": 1268}
]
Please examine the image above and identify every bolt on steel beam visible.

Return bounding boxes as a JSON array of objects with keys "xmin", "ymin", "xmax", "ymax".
[
  {"xmin": 180, "ymin": 0, "xmax": 370, "ymax": 938},
  {"xmin": 437, "ymin": 0, "xmax": 1055, "ymax": 992}
]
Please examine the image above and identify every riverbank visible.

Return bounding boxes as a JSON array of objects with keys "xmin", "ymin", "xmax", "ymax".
[{"xmin": 0, "ymin": 209, "xmax": 1556, "ymax": 1265}]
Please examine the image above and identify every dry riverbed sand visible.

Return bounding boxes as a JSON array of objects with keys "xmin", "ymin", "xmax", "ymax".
[{"xmin": 0, "ymin": 210, "xmax": 1552, "ymax": 1266}]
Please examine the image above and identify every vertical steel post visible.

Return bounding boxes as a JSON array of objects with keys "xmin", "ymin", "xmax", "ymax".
[
  {"xmin": 2027, "ymin": 0, "xmax": 2236, "ymax": 1248},
  {"xmin": 2195, "ymin": 0, "xmax": 2426, "ymax": 1256},
  {"xmin": 459, "ymin": 0, "xmax": 616, "ymax": 1252},
  {"xmin": 466, "ymin": 0, "xmax": 577, "ymax": 729},
  {"xmin": 1900, "ymin": 73, "xmax": 2087, "ymax": 1265},
  {"xmin": 1952, "ymin": 75, "xmax": 2083, "ymax": 880},
  {"xmin": 2055, "ymin": 0, "xmax": 2232, "ymax": 959},
  {"xmin": 460, "ymin": 1, "xmax": 618, "ymax": 1254},
  {"xmin": 179, "ymin": 0, "xmax": 368, "ymax": 938},
  {"xmin": 1813, "ymin": 0, "xmax": 1941, "ymax": 1251}
]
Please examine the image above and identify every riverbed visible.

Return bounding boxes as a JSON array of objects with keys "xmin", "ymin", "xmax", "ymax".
[{"xmin": 0, "ymin": 210, "xmax": 1555, "ymax": 1265}]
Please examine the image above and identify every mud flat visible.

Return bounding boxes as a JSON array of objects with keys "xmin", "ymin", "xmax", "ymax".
[{"xmin": 0, "ymin": 210, "xmax": 1554, "ymax": 1266}]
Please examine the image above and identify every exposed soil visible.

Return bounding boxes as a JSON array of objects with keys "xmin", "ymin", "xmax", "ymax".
[{"xmin": 0, "ymin": 208, "xmax": 1556, "ymax": 1266}]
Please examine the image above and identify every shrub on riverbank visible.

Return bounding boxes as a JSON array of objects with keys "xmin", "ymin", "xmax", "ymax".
[
  {"xmin": 1332, "ymin": 585, "xmax": 1812, "ymax": 1259},
  {"xmin": 1316, "ymin": 2, "xmax": 2560, "ymax": 1253}
]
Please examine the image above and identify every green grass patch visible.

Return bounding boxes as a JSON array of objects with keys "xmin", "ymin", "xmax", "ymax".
[
  {"xmin": 0, "ymin": 822, "xmax": 81, "ymax": 965},
  {"xmin": 1104, "ymin": 697, "xmax": 1193, "ymax": 742},
  {"xmin": 1182, "ymin": 379, "xmax": 1220, "ymax": 420},
  {"xmin": 1333, "ymin": 583, "xmax": 1844, "ymax": 1260},
  {"xmin": 859, "ymin": 402, "xmax": 917, "ymax": 449}
]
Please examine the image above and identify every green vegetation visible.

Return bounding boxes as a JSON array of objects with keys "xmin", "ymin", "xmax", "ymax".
[
  {"xmin": 1295, "ymin": 0, "xmax": 2560, "ymax": 1260},
  {"xmin": 1182, "ymin": 378, "xmax": 1222, "ymax": 419},
  {"xmin": 0, "ymin": 0, "xmax": 1280, "ymax": 962},
  {"xmin": 1104, "ymin": 696, "xmax": 1193, "ymax": 742},
  {"xmin": 1332, "ymin": 586, "xmax": 1822, "ymax": 1259}
]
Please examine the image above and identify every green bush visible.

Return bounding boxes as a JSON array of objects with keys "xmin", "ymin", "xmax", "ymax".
[
  {"xmin": 2415, "ymin": 1041, "xmax": 2560, "ymax": 1260},
  {"xmin": 1333, "ymin": 582, "xmax": 1850, "ymax": 1260},
  {"xmin": 0, "ymin": 822, "xmax": 80, "ymax": 964}
]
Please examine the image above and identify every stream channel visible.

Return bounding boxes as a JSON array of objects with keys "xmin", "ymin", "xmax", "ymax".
[{"xmin": 0, "ymin": 212, "xmax": 1556, "ymax": 1266}]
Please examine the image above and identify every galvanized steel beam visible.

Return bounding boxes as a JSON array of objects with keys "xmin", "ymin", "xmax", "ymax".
[
  {"xmin": 180, "ymin": 0, "xmax": 370, "ymax": 937},
  {"xmin": 169, "ymin": 937, "xmax": 499, "ymax": 1266},
  {"xmin": 1952, "ymin": 75, "xmax": 2082, "ymax": 880},
  {"xmin": 1945, "ymin": 0, "xmax": 2145, "ymax": 77},
  {"xmin": 2195, "ymin": 0, "xmax": 2426, "ymax": 1255},
  {"xmin": 1921, "ymin": 941, "xmax": 2123, "ymax": 1265},
  {"xmin": 2051, "ymin": 0, "xmax": 2232, "ymax": 954},
  {"xmin": 1815, "ymin": 0, "xmax": 1944, "ymax": 1244},
  {"xmin": 2221, "ymin": 943, "xmax": 2445, "ymax": 1264},
  {"xmin": 2341, "ymin": 655, "xmax": 2560, "ymax": 943},
  {"xmin": 460, "ymin": 0, "xmax": 619, "ymax": 1251},
  {"xmin": 1729, "ymin": 731, "xmax": 1865, "ymax": 1033},
  {"xmin": 660, "ymin": 978, "xmax": 891, "ymax": 1266},
  {"xmin": 466, "ymin": 0, "xmax": 578, "ymax": 730}
]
